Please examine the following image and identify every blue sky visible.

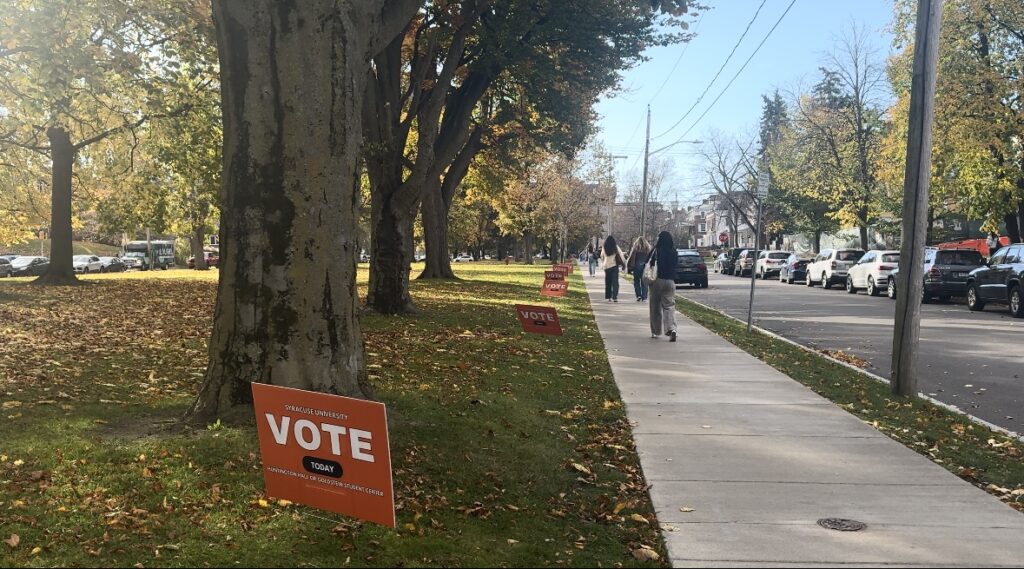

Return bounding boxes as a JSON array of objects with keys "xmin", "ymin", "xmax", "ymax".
[{"xmin": 596, "ymin": 0, "xmax": 896, "ymax": 206}]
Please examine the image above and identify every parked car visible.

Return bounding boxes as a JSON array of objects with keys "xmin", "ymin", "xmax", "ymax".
[
  {"xmin": 10, "ymin": 256, "xmax": 49, "ymax": 277},
  {"xmin": 965, "ymin": 243, "xmax": 1024, "ymax": 318},
  {"xmin": 845, "ymin": 250, "xmax": 900, "ymax": 296},
  {"xmin": 806, "ymin": 248, "xmax": 865, "ymax": 289},
  {"xmin": 675, "ymin": 250, "xmax": 708, "ymax": 288},
  {"xmin": 0, "ymin": 257, "xmax": 11, "ymax": 278},
  {"xmin": 712, "ymin": 252, "xmax": 729, "ymax": 273},
  {"xmin": 0, "ymin": 254, "xmax": 18, "ymax": 263},
  {"xmin": 755, "ymin": 250, "xmax": 791, "ymax": 279},
  {"xmin": 722, "ymin": 247, "xmax": 744, "ymax": 276},
  {"xmin": 187, "ymin": 251, "xmax": 220, "ymax": 269},
  {"xmin": 779, "ymin": 254, "xmax": 811, "ymax": 284},
  {"xmin": 733, "ymin": 249, "xmax": 760, "ymax": 277},
  {"xmin": 888, "ymin": 248, "xmax": 985, "ymax": 302},
  {"xmin": 73, "ymin": 255, "xmax": 103, "ymax": 274},
  {"xmin": 453, "ymin": 254, "xmax": 473, "ymax": 263},
  {"xmin": 98, "ymin": 256, "xmax": 126, "ymax": 273}
]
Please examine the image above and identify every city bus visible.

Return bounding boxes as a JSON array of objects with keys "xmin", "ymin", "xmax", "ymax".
[{"xmin": 122, "ymin": 240, "xmax": 175, "ymax": 270}]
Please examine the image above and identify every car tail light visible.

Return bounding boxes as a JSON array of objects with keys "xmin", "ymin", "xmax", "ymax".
[
  {"xmin": 879, "ymin": 265, "xmax": 895, "ymax": 271},
  {"xmin": 927, "ymin": 267, "xmax": 941, "ymax": 278},
  {"xmin": 697, "ymin": 264, "xmax": 707, "ymax": 271},
  {"xmin": 831, "ymin": 261, "xmax": 838, "ymax": 269}
]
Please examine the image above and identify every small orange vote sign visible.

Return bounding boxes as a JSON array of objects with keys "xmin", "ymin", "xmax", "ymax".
[
  {"xmin": 515, "ymin": 304, "xmax": 563, "ymax": 336},
  {"xmin": 541, "ymin": 279, "xmax": 569, "ymax": 297},
  {"xmin": 544, "ymin": 270, "xmax": 564, "ymax": 280},
  {"xmin": 553, "ymin": 264, "xmax": 570, "ymax": 276},
  {"xmin": 251, "ymin": 383, "xmax": 396, "ymax": 527}
]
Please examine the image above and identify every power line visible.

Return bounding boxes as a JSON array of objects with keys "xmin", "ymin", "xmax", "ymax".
[
  {"xmin": 648, "ymin": 10, "xmax": 707, "ymax": 103},
  {"xmin": 663, "ymin": 0, "xmax": 798, "ymax": 148},
  {"xmin": 650, "ymin": 0, "xmax": 769, "ymax": 141}
]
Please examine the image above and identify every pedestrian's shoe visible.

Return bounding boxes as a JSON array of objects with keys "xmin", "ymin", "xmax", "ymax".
[
  {"xmin": 669, "ymin": 330, "xmax": 677, "ymax": 342},
  {"xmin": 613, "ymin": 298, "xmax": 618, "ymax": 303},
  {"xmin": 636, "ymin": 297, "xmax": 642, "ymax": 302},
  {"xmin": 651, "ymin": 333, "xmax": 658, "ymax": 339}
]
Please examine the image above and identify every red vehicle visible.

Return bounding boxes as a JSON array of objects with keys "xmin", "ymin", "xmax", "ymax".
[
  {"xmin": 935, "ymin": 236, "xmax": 1010, "ymax": 258},
  {"xmin": 187, "ymin": 251, "xmax": 220, "ymax": 269}
]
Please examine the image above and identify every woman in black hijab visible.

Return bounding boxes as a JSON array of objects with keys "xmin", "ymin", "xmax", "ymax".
[{"xmin": 648, "ymin": 231, "xmax": 679, "ymax": 341}]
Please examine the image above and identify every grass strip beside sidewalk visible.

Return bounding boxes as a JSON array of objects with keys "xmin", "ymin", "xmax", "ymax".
[
  {"xmin": 0, "ymin": 264, "xmax": 665, "ymax": 567},
  {"xmin": 675, "ymin": 296, "xmax": 1024, "ymax": 512}
]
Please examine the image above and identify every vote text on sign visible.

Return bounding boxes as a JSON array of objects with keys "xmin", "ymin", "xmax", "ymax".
[
  {"xmin": 515, "ymin": 304, "xmax": 563, "ymax": 336},
  {"xmin": 541, "ymin": 279, "xmax": 568, "ymax": 297},
  {"xmin": 251, "ymin": 383, "xmax": 396, "ymax": 527}
]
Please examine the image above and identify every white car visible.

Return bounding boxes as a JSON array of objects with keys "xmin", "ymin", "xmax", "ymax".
[
  {"xmin": 755, "ymin": 250, "xmax": 791, "ymax": 279},
  {"xmin": 806, "ymin": 248, "xmax": 866, "ymax": 289},
  {"xmin": 73, "ymin": 255, "xmax": 103, "ymax": 274},
  {"xmin": 453, "ymin": 254, "xmax": 473, "ymax": 263},
  {"xmin": 846, "ymin": 249, "xmax": 900, "ymax": 296}
]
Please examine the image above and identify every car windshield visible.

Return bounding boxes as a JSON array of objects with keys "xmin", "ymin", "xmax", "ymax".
[
  {"xmin": 73, "ymin": 255, "xmax": 90, "ymax": 262},
  {"xmin": 837, "ymin": 251, "xmax": 864, "ymax": 261},
  {"xmin": 11, "ymin": 257, "xmax": 34, "ymax": 267},
  {"xmin": 769, "ymin": 252, "xmax": 788, "ymax": 259},
  {"xmin": 881, "ymin": 253, "xmax": 900, "ymax": 263},
  {"xmin": 937, "ymin": 250, "xmax": 983, "ymax": 265}
]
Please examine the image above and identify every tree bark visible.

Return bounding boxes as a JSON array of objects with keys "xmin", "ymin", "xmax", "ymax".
[
  {"xmin": 191, "ymin": 225, "xmax": 208, "ymax": 270},
  {"xmin": 1004, "ymin": 212, "xmax": 1021, "ymax": 244},
  {"xmin": 524, "ymin": 233, "xmax": 535, "ymax": 265},
  {"xmin": 35, "ymin": 127, "xmax": 78, "ymax": 286},
  {"xmin": 418, "ymin": 182, "xmax": 456, "ymax": 279},
  {"xmin": 1017, "ymin": 199, "xmax": 1024, "ymax": 243},
  {"xmin": 859, "ymin": 223, "xmax": 869, "ymax": 251},
  {"xmin": 367, "ymin": 194, "xmax": 416, "ymax": 314},
  {"xmin": 187, "ymin": 0, "xmax": 413, "ymax": 423},
  {"xmin": 813, "ymin": 230, "xmax": 822, "ymax": 254}
]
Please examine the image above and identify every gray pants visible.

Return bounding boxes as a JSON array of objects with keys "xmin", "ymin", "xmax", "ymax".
[{"xmin": 649, "ymin": 278, "xmax": 677, "ymax": 336}]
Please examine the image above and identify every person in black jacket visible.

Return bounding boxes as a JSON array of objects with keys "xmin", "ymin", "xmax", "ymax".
[{"xmin": 648, "ymin": 231, "xmax": 679, "ymax": 341}]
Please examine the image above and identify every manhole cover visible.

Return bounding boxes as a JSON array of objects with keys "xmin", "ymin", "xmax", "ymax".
[{"xmin": 817, "ymin": 518, "xmax": 867, "ymax": 532}]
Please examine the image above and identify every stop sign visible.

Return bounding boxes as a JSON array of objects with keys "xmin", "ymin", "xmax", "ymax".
[{"xmin": 719, "ymin": 232, "xmax": 728, "ymax": 244}]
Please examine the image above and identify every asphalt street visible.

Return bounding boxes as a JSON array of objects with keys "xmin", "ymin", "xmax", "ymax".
[{"xmin": 675, "ymin": 271, "xmax": 1024, "ymax": 435}]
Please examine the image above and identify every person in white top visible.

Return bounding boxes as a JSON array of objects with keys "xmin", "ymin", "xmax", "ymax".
[{"xmin": 600, "ymin": 236, "xmax": 627, "ymax": 302}]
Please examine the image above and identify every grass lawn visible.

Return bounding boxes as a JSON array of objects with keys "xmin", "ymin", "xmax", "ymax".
[
  {"xmin": 0, "ymin": 240, "xmax": 122, "ymax": 257},
  {"xmin": 675, "ymin": 296, "xmax": 1024, "ymax": 511},
  {"xmin": 0, "ymin": 263, "xmax": 665, "ymax": 567}
]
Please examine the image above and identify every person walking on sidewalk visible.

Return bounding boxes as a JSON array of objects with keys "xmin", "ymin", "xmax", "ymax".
[
  {"xmin": 648, "ymin": 231, "xmax": 679, "ymax": 341},
  {"xmin": 587, "ymin": 244, "xmax": 598, "ymax": 277},
  {"xmin": 600, "ymin": 236, "xmax": 627, "ymax": 302},
  {"xmin": 627, "ymin": 236, "xmax": 652, "ymax": 302}
]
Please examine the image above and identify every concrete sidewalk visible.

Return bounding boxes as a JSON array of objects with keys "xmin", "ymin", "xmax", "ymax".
[{"xmin": 584, "ymin": 272, "xmax": 1024, "ymax": 568}]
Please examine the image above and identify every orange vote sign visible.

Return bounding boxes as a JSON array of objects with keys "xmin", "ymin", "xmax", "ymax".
[
  {"xmin": 515, "ymin": 304, "xmax": 563, "ymax": 336},
  {"xmin": 544, "ymin": 270, "xmax": 564, "ymax": 280},
  {"xmin": 251, "ymin": 383, "xmax": 396, "ymax": 527},
  {"xmin": 541, "ymin": 279, "xmax": 569, "ymax": 297}
]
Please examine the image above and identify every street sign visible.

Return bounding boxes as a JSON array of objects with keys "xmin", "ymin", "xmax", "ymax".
[
  {"xmin": 251, "ymin": 383, "xmax": 395, "ymax": 527},
  {"xmin": 757, "ymin": 172, "xmax": 771, "ymax": 198},
  {"xmin": 515, "ymin": 304, "xmax": 563, "ymax": 336},
  {"xmin": 719, "ymin": 232, "xmax": 729, "ymax": 244}
]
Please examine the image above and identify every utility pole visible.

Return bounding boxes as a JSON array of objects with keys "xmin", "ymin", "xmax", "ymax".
[
  {"xmin": 747, "ymin": 171, "xmax": 769, "ymax": 332},
  {"xmin": 892, "ymin": 0, "xmax": 943, "ymax": 397},
  {"xmin": 640, "ymin": 105, "xmax": 651, "ymax": 239}
]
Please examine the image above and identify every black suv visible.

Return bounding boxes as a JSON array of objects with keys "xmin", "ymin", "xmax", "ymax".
[
  {"xmin": 966, "ymin": 243, "xmax": 1024, "ymax": 317},
  {"xmin": 675, "ymin": 250, "xmax": 708, "ymax": 288},
  {"xmin": 888, "ymin": 248, "xmax": 986, "ymax": 302}
]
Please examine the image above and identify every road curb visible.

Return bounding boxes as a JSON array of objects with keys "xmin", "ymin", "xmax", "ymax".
[{"xmin": 678, "ymin": 295, "xmax": 1024, "ymax": 443}]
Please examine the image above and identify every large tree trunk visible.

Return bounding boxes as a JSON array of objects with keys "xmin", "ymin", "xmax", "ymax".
[
  {"xmin": 524, "ymin": 233, "xmax": 535, "ymax": 265},
  {"xmin": 1004, "ymin": 212, "xmax": 1021, "ymax": 244},
  {"xmin": 1017, "ymin": 199, "xmax": 1024, "ymax": 243},
  {"xmin": 813, "ymin": 230, "xmax": 822, "ymax": 254},
  {"xmin": 191, "ymin": 225, "xmax": 208, "ymax": 270},
  {"xmin": 419, "ymin": 183, "xmax": 456, "ymax": 279},
  {"xmin": 35, "ymin": 127, "xmax": 78, "ymax": 286},
  {"xmin": 187, "ymin": 1, "xmax": 411, "ymax": 423},
  {"xmin": 367, "ymin": 194, "xmax": 416, "ymax": 314}
]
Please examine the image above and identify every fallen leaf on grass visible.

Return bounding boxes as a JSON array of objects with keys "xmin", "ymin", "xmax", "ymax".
[
  {"xmin": 570, "ymin": 463, "xmax": 592, "ymax": 476},
  {"xmin": 4, "ymin": 534, "xmax": 19, "ymax": 548},
  {"xmin": 629, "ymin": 513, "xmax": 649, "ymax": 524},
  {"xmin": 631, "ymin": 545, "xmax": 660, "ymax": 561}
]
